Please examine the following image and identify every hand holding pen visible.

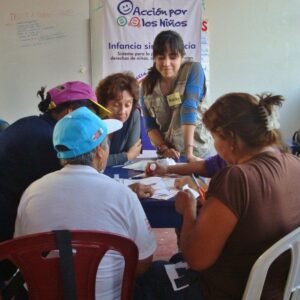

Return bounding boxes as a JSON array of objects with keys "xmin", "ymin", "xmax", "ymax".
[{"xmin": 191, "ymin": 173, "xmax": 206, "ymax": 205}]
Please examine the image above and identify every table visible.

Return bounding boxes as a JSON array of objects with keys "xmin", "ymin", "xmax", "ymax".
[{"xmin": 104, "ymin": 164, "xmax": 182, "ymax": 228}]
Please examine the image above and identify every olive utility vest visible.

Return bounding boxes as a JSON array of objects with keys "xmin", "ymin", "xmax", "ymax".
[{"xmin": 143, "ymin": 62, "xmax": 212, "ymax": 158}]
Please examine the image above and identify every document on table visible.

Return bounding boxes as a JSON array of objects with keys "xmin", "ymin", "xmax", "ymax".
[
  {"xmin": 114, "ymin": 176, "xmax": 179, "ymax": 200},
  {"xmin": 137, "ymin": 150, "xmax": 158, "ymax": 159},
  {"xmin": 182, "ymin": 184, "xmax": 200, "ymax": 198},
  {"xmin": 122, "ymin": 160, "xmax": 155, "ymax": 171},
  {"xmin": 122, "ymin": 157, "xmax": 177, "ymax": 171},
  {"xmin": 139, "ymin": 177, "xmax": 179, "ymax": 200}
]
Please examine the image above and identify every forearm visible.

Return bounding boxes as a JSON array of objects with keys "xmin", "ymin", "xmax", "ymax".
[
  {"xmin": 182, "ymin": 124, "xmax": 196, "ymax": 157},
  {"xmin": 179, "ymin": 207, "xmax": 197, "ymax": 253},
  {"xmin": 148, "ymin": 128, "xmax": 166, "ymax": 149},
  {"xmin": 166, "ymin": 160, "xmax": 207, "ymax": 176}
]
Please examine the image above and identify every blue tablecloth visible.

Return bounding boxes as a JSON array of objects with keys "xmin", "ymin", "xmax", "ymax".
[{"xmin": 104, "ymin": 163, "xmax": 182, "ymax": 228}]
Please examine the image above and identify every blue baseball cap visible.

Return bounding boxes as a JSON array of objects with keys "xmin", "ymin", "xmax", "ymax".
[{"xmin": 53, "ymin": 107, "xmax": 122, "ymax": 159}]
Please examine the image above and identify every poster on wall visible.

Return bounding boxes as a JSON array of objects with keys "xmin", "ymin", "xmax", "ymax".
[{"xmin": 91, "ymin": 0, "xmax": 202, "ymax": 82}]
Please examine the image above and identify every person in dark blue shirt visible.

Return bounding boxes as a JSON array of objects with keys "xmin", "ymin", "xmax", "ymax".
[
  {"xmin": 0, "ymin": 81, "xmax": 108, "ymax": 279},
  {"xmin": 0, "ymin": 119, "xmax": 9, "ymax": 132}
]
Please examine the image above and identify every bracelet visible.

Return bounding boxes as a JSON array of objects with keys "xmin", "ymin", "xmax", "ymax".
[{"xmin": 186, "ymin": 144, "xmax": 194, "ymax": 148}]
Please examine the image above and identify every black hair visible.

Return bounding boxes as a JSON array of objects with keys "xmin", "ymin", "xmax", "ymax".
[
  {"xmin": 37, "ymin": 86, "xmax": 96, "ymax": 114},
  {"xmin": 142, "ymin": 30, "xmax": 185, "ymax": 95}
]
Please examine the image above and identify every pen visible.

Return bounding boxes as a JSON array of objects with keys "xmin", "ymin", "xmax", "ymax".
[
  {"xmin": 191, "ymin": 173, "xmax": 206, "ymax": 204},
  {"xmin": 130, "ymin": 172, "xmax": 146, "ymax": 179},
  {"xmin": 111, "ymin": 160, "xmax": 134, "ymax": 168}
]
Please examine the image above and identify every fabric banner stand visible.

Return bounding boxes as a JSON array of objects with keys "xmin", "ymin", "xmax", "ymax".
[
  {"xmin": 90, "ymin": 0, "xmax": 202, "ymax": 150},
  {"xmin": 91, "ymin": 0, "xmax": 202, "ymax": 82}
]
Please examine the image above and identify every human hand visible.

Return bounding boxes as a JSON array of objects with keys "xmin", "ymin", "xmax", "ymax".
[
  {"xmin": 145, "ymin": 162, "xmax": 168, "ymax": 177},
  {"xmin": 174, "ymin": 176, "xmax": 193, "ymax": 190},
  {"xmin": 162, "ymin": 147, "xmax": 180, "ymax": 161},
  {"xmin": 129, "ymin": 183, "xmax": 154, "ymax": 199},
  {"xmin": 174, "ymin": 176, "xmax": 206, "ymax": 205},
  {"xmin": 127, "ymin": 139, "xmax": 142, "ymax": 161},
  {"xmin": 175, "ymin": 190, "xmax": 197, "ymax": 215}
]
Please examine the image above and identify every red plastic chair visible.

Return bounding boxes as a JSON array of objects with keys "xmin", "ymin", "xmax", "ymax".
[{"xmin": 0, "ymin": 230, "xmax": 138, "ymax": 300}]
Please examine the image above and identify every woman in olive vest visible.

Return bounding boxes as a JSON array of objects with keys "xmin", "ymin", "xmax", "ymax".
[{"xmin": 141, "ymin": 30, "xmax": 212, "ymax": 162}]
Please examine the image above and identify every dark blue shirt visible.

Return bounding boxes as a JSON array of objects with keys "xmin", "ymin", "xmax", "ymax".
[
  {"xmin": 0, "ymin": 119, "xmax": 9, "ymax": 132},
  {"xmin": 0, "ymin": 113, "xmax": 60, "ymax": 242}
]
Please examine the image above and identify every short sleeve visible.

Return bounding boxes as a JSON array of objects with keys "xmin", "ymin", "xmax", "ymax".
[
  {"xmin": 204, "ymin": 155, "xmax": 227, "ymax": 177},
  {"xmin": 126, "ymin": 191, "xmax": 157, "ymax": 259},
  {"xmin": 206, "ymin": 166, "xmax": 249, "ymax": 218}
]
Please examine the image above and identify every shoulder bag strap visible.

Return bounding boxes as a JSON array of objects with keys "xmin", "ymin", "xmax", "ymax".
[{"xmin": 54, "ymin": 230, "xmax": 77, "ymax": 300}]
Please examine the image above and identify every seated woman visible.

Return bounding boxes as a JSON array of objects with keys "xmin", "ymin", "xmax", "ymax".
[
  {"xmin": 96, "ymin": 73, "xmax": 154, "ymax": 199},
  {"xmin": 95, "ymin": 72, "xmax": 142, "ymax": 167},
  {"xmin": 145, "ymin": 131, "xmax": 287, "ymax": 189},
  {"xmin": 135, "ymin": 92, "xmax": 300, "ymax": 300}
]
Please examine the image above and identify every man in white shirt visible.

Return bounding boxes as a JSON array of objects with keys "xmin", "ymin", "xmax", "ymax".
[{"xmin": 15, "ymin": 107, "xmax": 157, "ymax": 300}]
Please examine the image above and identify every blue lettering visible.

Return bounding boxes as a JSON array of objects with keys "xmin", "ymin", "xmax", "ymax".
[
  {"xmin": 133, "ymin": 6, "xmax": 167, "ymax": 16},
  {"xmin": 109, "ymin": 42, "xmax": 142, "ymax": 50},
  {"xmin": 159, "ymin": 19, "xmax": 187, "ymax": 27},
  {"xmin": 169, "ymin": 9, "xmax": 188, "ymax": 17}
]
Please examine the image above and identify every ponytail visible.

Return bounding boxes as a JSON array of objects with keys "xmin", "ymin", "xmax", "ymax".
[
  {"xmin": 257, "ymin": 93, "xmax": 283, "ymax": 132},
  {"xmin": 142, "ymin": 65, "xmax": 161, "ymax": 95},
  {"xmin": 37, "ymin": 86, "xmax": 52, "ymax": 113}
]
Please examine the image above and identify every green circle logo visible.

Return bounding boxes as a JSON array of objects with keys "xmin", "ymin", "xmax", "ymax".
[{"xmin": 117, "ymin": 16, "xmax": 127, "ymax": 26}]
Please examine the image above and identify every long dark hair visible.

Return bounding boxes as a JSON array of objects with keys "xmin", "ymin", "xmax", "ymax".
[{"xmin": 142, "ymin": 30, "xmax": 185, "ymax": 95}]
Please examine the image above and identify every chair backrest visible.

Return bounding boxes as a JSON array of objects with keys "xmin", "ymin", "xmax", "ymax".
[
  {"xmin": 0, "ymin": 230, "xmax": 138, "ymax": 300},
  {"xmin": 242, "ymin": 227, "xmax": 300, "ymax": 300}
]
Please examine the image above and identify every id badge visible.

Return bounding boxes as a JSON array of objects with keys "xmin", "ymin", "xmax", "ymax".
[{"xmin": 167, "ymin": 92, "xmax": 182, "ymax": 107}]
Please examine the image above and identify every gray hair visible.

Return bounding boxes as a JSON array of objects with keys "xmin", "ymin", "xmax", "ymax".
[
  {"xmin": 60, "ymin": 148, "xmax": 97, "ymax": 167},
  {"xmin": 59, "ymin": 138, "xmax": 108, "ymax": 167}
]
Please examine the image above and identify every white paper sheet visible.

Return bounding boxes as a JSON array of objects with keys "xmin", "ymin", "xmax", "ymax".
[
  {"xmin": 114, "ymin": 176, "xmax": 179, "ymax": 200},
  {"xmin": 122, "ymin": 160, "xmax": 154, "ymax": 171},
  {"xmin": 182, "ymin": 184, "xmax": 200, "ymax": 198},
  {"xmin": 122, "ymin": 157, "xmax": 177, "ymax": 171},
  {"xmin": 137, "ymin": 150, "xmax": 158, "ymax": 159}
]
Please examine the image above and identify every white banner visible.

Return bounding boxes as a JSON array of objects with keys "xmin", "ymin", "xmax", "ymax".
[{"xmin": 91, "ymin": 0, "xmax": 202, "ymax": 83}]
